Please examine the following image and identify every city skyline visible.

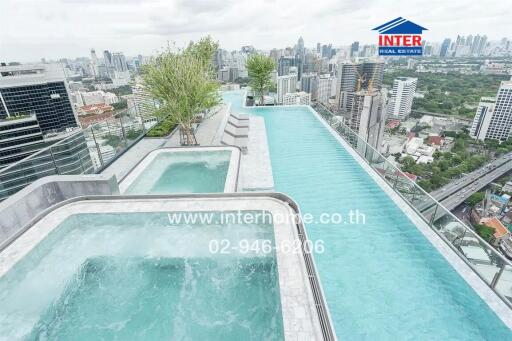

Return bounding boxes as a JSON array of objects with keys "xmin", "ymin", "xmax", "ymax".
[{"xmin": 2, "ymin": 0, "xmax": 511, "ymax": 62}]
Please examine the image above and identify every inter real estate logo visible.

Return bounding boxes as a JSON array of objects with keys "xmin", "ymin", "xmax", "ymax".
[{"xmin": 373, "ymin": 17, "xmax": 427, "ymax": 56}]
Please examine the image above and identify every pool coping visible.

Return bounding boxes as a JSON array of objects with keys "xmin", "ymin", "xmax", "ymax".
[
  {"xmin": 118, "ymin": 146, "xmax": 241, "ymax": 194},
  {"xmin": 0, "ymin": 193, "xmax": 336, "ymax": 341},
  {"xmin": 307, "ymin": 106, "xmax": 512, "ymax": 329}
]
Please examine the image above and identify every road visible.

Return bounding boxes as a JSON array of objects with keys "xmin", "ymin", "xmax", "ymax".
[
  {"xmin": 431, "ymin": 152, "xmax": 512, "ymax": 202},
  {"xmin": 421, "ymin": 157, "xmax": 512, "ymax": 221}
]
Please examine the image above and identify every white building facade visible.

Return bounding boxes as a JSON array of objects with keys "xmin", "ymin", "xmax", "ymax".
[
  {"xmin": 470, "ymin": 81, "xmax": 512, "ymax": 140},
  {"xmin": 386, "ymin": 77, "xmax": 417, "ymax": 120},
  {"xmin": 277, "ymin": 75, "xmax": 297, "ymax": 104},
  {"xmin": 317, "ymin": 74, "xmax": 334, "ymax": 104},
  {"xmin": 283, "ymin": 92, "xmax": 311, "ymax": 106}
]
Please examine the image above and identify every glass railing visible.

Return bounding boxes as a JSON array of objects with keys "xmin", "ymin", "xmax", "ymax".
[
  {"xmin": 314, "ymin": 103, "xmax": 512, "ymax": 308},
  {"xmin": 0, "ymin": 104, "xmax": 157, "ymax": 201}
]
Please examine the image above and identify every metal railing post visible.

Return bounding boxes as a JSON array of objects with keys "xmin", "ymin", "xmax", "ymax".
[{"xmin": 491, "ymin": 263, "xmax": 505, "ymax": 289}]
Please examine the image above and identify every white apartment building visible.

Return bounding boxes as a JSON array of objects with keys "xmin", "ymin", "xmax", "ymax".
[
  {"xmin": 73, "ymin": 90, "xmax": 119, "ymax": 107},
  {"xmin": 277, "ymin": 74, "xmax": 297, "ymax": 104},
  {"xmin": 470, "ymin": 81, "xmax": 512, "ymax": 140},
  {"xmin": 386, "ymin": 77, "xmax": 417, "ymax": 120},
  {"xmin": 317, "ymin": 74, "xmax": 334, "ymax": 104},
  {"xmin": 283, "ymin": 92, "xmax": 311, "ymax": 106},
  {"xmin": 470, "ymin": 97, "xmax": 496, "ymax": 140}
]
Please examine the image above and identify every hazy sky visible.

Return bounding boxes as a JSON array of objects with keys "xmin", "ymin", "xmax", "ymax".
[{"xmin": 1, "ymin": 0, "xmax": 511, "ymax": 62}]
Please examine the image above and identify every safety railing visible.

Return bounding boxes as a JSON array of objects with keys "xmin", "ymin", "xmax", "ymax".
[
  {"xmin": 313, "ymin": 103, "xmax": 512, "ymax": 309},
  {"xmin": 0, "ymin": 103, "xmax": 157, "ymax": 201}
]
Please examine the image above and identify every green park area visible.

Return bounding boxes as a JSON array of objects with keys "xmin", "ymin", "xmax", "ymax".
[{"xmin": 383, "ymin": 70, "xmax": 508, "ymax": 118}]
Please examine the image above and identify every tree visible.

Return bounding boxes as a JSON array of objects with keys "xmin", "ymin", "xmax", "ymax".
[
  {"xmin": 246, "ymin": 54, "xmax": 276, "ymax": 106},
  {"xmin": 466, "ymin": 192, "xmax": 485, "ymax": 207},
  {"xmin": 141, "ymin": 36, "xmax": 220, "ymax": 144}
]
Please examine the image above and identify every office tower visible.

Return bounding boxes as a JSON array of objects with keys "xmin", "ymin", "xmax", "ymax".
[
  {"xmin": 90, "ymin": 49, "xmax": 99, "ymax": 77},
  {"xmin": 277, "ymin": 75, "xmax": 297, "ymax": 104},
  {"xmin": 440, "ymin": 38, "xmax": 451, "ymax": 57},
  {"xmin": 478, "ymin": 35, "xmax": 488, "ymax": 55},
  {"xmin": 350, "ymin": 41, "xmax": 360, "ymax": 58},
  {"xmin": 317, "ymin": 74, "xmax": 334, "ymax": 104},
  {"xmin": 283, "ymin": 92, "xmax": 311, "ymax": 106},
  {"xmin": 335, "ymin": 61, "xmax": 384, "ymax": 113},
  {"xmin": 0, "ymin": 115, "xmax": 45, "ymax": 168},
  {"xmin": 300, "ymin": 73, "xmax": 317, "ymax": 97},
  {"xmin": 471, "ymin": 35, "xmax": 482, "ymax": 55},
  {"xmin": 386, "ymin": 77, "xmax": 417, "ymax": 120},
  {"xmin": 278, "ymin": 56, "xmax": 295, "ymax": 76},
  {"xmin": 470, "ymin": 97, "xmax": 496, "ymax": 140},
  {"xmin": 322, "ymin": 44, "xmax": 333, "ymax": 59},
  {"xmin": 0, "ymin": 63, "xmax": 78, "ymax": 133},
  {"xmin": 470, "ymin": 81, "xmax": 512, "ymax": 141},
  {"xmin": 317, "ymin": 43, "xmax": 321, "ymax": 54},
  {"xmin": 112, "ymin": 53, "xmax": 128, "ymax": 72},
  {"xmin": 295, "ymin": 37, "xmax": 305, "ymax": 80},
  {"xmin": 103, "ymin": 50, "xmax": 113, "ymax": 68}
]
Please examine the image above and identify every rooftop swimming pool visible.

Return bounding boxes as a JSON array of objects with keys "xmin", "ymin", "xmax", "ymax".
[
  {"xmin": 223, "ymin": 91, "xmax": 512, "ymax": 339},
  {"xmin": 120, "ymin": 147, "xmax": 240, "ymax": 194},
  {"xmin": 0, "ymin": 197, "xmax": 325, "ymax": 340}
]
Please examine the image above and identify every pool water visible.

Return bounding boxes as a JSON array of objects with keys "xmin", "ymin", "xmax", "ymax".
[
  {"xmin": 125, "ymin": 150, "xmax": 231, "ymax": 194},
  {"xmin": 0, "ymin": 212, "xmax": 283, "ymax": 340},
  {"xmin": 224, "ymin": 91, "xmax": 512, "ymax": 339}
]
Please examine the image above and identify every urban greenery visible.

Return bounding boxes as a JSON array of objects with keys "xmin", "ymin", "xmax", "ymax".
[
  {"xmin": 246, "ymin": 54, "xmax": 276, "ymax": 106},
  {"xmin": 146, "ymin": 120, "xmax": 177, "ymax": 137},
  {"xmin": 474, "ymin": 224, "xmax": 495, "ymax": 243},
  {"xmin": 112, "ymin": 99, "xmax": 128, "ymax": 111},
  {"xmin": 466, "ymin": 192, "xmax": 485, "ymax": 207},
  {"xmin": 142, "ymin": 36, "xmax": 220, "ymax": 143},
  {"xmin": 384, "ymin": 70, "xmax": 508, "ymax": 118},
  {"xmin": 400, "ymin": 130, "xmax": 488, "ymax": 192}
]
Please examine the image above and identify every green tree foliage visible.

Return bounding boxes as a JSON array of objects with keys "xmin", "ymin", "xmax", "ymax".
[
  {"xmin": 383, "ymin": 70, "xmax": 508, "ymax": 118},
  {"xmin": 112, "ymin": 100, "xmax": 128, "ymax": 111},
  {"xmin": 246, "ymin": 54, "xmax": 276, "ymax": 106},
  {"xmin": 141, "ymin": 36, "xmax": 221, "ymax": 143},
  {"xmin": 474, "ymin": 224, "xmax": 495, "ymax": 243},
  {"xmin": 466, "ymin": 192, "xmax": 485, "ymax": 207}
]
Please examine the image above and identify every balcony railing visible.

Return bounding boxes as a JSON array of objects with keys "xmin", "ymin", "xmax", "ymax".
[
  {"xmin": 314, "ymin": 103, "xmax": 512, "ymax": 309},
  {"xmin": 0, "ymin": 103, "xmax": 157, "ymax": 201}
]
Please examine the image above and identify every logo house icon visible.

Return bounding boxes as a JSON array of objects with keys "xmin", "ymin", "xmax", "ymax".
[{"xmin": 373, "ymin": 17, "xmax": 427, "ymax": 56}]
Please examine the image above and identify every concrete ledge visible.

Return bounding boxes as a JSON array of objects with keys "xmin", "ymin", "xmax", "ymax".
[{"xmin": 0, "ymin": 175, "xmax": 119, "ymax": 250}]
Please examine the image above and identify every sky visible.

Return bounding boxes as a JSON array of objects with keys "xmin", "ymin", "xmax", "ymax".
[{"xmin": 1, "ymin": 0, "xmax": 511, "ymax": 62}]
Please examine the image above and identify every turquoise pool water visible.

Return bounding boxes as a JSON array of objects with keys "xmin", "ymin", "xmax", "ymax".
[
  {"xmin": 0, "ymin": 212, "xmax": 283, "ymax": 340},
  {"xmin": 125, "ymin": 150, "xmax": 231, "ymax": 194},
  {"xmin": 224, "ymin": 91, "xmax": 512, "ymax": 339}
]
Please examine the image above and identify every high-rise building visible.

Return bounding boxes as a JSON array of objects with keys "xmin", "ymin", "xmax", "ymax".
[
  {"xmin": 440, "ymin": 38, "xmax": 451, "ymax": 57},
  {"xmin": 0, "ymin": 115, "xmax": 45, "ymax": 168},
  {"xmin": 470, "ymin": 97, "xmax": 496, "ymax": 140},
  {"xmin": 317, "ymin": 74, "xmax": 334, "ymax": 104},
  {"xmin": 300, "ymin": 73, "xmax": 317, "ymax": 97},
  {"xmin": 277, "ymin": 75, "xmax": 297, "ymax": 104},
  {"xmin": 347, "ymin": 90, "xmax": 387, "ymax": 152},
  {"xmin": 90, "ymin": 49, "xmax": 99, "ymax": 78},
  {"xmin": 112, "ymin": 53, "xmax": 128, "ymax": 72},
  {"xmin": 283, "ymin": 91, "xmax": 311, "ymax": 106},
  {"xmin": 470, "ymin": 81, "xmax": 512, "ymax": 141},
  {"xmin": 335, "ymin": 61, "xmax": 384, "ymax": 113},
  {"xmin": 350, "ymin": 42, "xmax": 360, "ymax": 58},
  {"xmin": 0, "ymin": 63, "xmax": 78, "ymax": 134},
  {"xmin": 386, "ymin": 77, "xmax": 417, "ymax": 120},
  {"xmin": 278, "ymin": 56, "xmax": 295, "ymax": 76}
]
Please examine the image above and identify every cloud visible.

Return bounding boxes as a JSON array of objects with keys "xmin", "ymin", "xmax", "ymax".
[{"xmin": 0, "ymin": 0, "xmax": 510, "ymax": 62}]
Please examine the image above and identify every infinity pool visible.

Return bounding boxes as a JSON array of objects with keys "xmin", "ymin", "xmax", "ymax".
[
  {"xmin": 0, "ymin": 210, "xmax": 284, "ymax": 340},
  {"xmin": 224, "ymin": 91, "xmax": 512, "ymax": 339},
  {"xmin": 121, "ymin": 147, "xmax": 240, "ymax": 194}
]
